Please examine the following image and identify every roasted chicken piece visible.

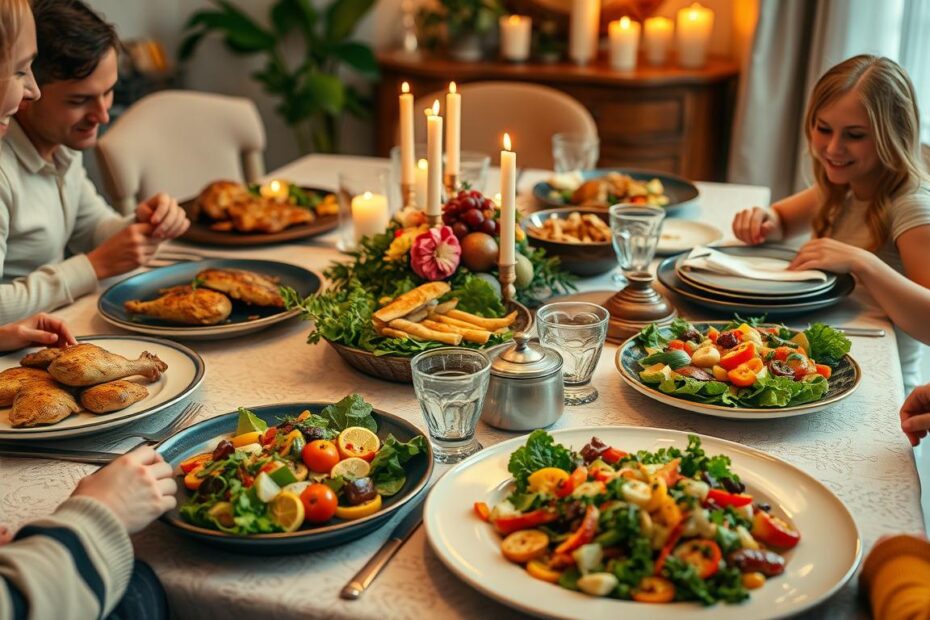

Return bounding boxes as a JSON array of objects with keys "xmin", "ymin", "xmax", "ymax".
[
  {"xmin": 48, "ymin": 343, "xmax": 168, "ymax": 387},
  {"xmin": 197, "ymin": 268, "xmax": 284, "ymax": 307},
  {"xmin": 196, "ymin": 180, "xmax": 252, "ymax": 221},
  {"xmin": 80, "ymin": 380, "xmax": 149, "ymax": 414},
  {"xmin": 0, "ymin": 367, "xmax": 51, "ymax": 405},
  {"xmin": 20, "ymin": 347, "xmax": 65, "ymax": 369},
  {"xmin": 0, "ymin": 367, "xmax": 80, "ymax": 427},
  {"xmin": 124, "ymin": 286, "xmax": 233, "ymax": 325},
  {"xmin": 223, "ymin": 197, "xmax": 314, "ymax": 234}
]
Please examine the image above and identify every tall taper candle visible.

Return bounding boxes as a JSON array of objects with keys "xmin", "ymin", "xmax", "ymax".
[
  {"xmin": 569, "ymin": 0, "xmax": 601, "ymax": 66},
  {"xmin": 446, "ymin": 82, "xmax": 461, "ymax": 177},
  {"xmin": 399, "ymin": 82, "xmax": 415, "ymax": 186},
  {"xmin": 500, "ymin": 132, "xmax": 516, "ymax": 265},
  {"xmin": 426, "ymin": 100, "xmax": 443, "ymax": 218}
]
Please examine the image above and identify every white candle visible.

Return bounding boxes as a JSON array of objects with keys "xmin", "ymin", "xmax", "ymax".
[
  {"xmin": 399, "ymin": 82, "xmax": 415, "ymax": 186},
  {"xmin": 260, "ymin": 178, "xmax": 289, "ymax": 203},
  {"xmin": 676, "ymin": 3, "xmax": 714, "ymax": 69},
  {"xmin": 643, "ymin": 16, "xmax": 673, "ymax": 65},
  {"xmin": 351, "ymin": 191, "xmax": 390, "ymax": 241},
  {"xmin": 499, "ymin": 15, "xmax": 532, "ymax": 62},
  {"xmin": 414, "ymin": 158, "xmax": 428, "ymax": 210},
  {"xmin": 445, "ymin": 83, "xmax": 461, "ymax": 177},
  {"xmin": 569, "ymin": 0, "xmax": 600, "ymax": 66},
  {"xmin": 500, "ymin": 132, "xmax": 516, "ymax": 265},
  {"xmin": 608, "ymin": 17, "xmax": 640, "ymax": 71},
  {"xmin": 425, "ymin": 100, "xmax": 443, "ymax": 217}
]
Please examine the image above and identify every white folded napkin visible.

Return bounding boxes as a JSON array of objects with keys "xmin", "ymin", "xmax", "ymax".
[{"xmin": 681, "ymin": 247, "xmax": 828, "ymax": 282}]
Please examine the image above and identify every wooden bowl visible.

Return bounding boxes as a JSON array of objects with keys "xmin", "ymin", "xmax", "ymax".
[
  {"xmin": 326, "ymin": 301, "xmax": 533, "ymax": 383},
  {"xmin": 522, "ymin": 207, "xmax": 616, "ymax": 276}
]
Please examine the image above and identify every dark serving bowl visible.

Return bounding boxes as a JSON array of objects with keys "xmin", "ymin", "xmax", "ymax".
[
  {"xmin": 522, "ymin": 207, "xmax": 616, "ymax": 276},
  {"xmin": 156, "ymin": 402, "xmax": 433, "ymax": 555}
]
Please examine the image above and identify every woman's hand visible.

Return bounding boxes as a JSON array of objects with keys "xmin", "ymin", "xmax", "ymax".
[
  {"xmin": 0, "ymin": 313, "xmax": 77, "ymax": 352},
  {"xmin": 72, "ymin": 445, "xmax": 177, "ymax": 534},
  {"xmin": 788, "ymin": 238, "xmax": 874, "ymax": 274},
  {"xmin": 732, "ymin": 207, "xmax": 779, "ymax": 245},
  {"xmin": 900, "ymin": 384, "xmax": 930, "ymax": 447}
]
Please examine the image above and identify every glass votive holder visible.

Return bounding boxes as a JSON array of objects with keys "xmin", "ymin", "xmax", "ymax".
[
  {"xmin": 552, "ymin": 132, "xmax": 600, "ymax": 174},
  {"xmin": 499, "ymin": 15, "xmax": 532, "ymax": 62},
  {"xmin": 337, "ymin": 169, "xmax": 390, "ymax": 252}
]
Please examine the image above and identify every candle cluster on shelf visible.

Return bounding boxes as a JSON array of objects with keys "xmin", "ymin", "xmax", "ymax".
[{"xmin": 499, "ymin": 15, "xmax": 531, "ymax": 62}]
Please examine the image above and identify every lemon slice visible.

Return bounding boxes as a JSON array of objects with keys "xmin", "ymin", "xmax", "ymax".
[
  {"xmin": 336, "ymin": 427, "xmax": 380, "ymax": 461},
  {"xmin": 283, "ymin": 481, "xmax": 311, "ymax": 497},
  {"xmin": 269, "ymin": 492, "xmax": 305, "ymax": 532},
  {"xmin": 335, "ymin": 494, "xmax": 383, "ymax": 521},
  {"xmin": 330, "ymin": 456, "xmax": 371, "ymax": 480},
  {"xmin": 254, "ymin": 471, "xmax": 282, "ymax": 503}
]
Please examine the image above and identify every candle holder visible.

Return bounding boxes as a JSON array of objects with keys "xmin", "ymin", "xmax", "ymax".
[
  {"xmin": 401, "ymin": 182, "xmax": 416, "ymax": 209},
  {"xmin": 603, "ymin": 272, "xmax": 677, "ymax": 343},
  {"xmin": 498, "ymin": 261, "xmax": 516, "ymax": 304},
  {"xmin": 426, "ymin": 213, "xmax": 442, "ymax": 228},
  {"xmin": 444, "ymin": 172, "xmax": 460, "ymax": 198}
]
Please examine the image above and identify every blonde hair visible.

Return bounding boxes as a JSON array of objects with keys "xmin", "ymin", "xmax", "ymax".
[
  {"xmin": 807, "ymin": 55, "xmax": 927, "ymax": 251},
  {"xmin": 0, "ymin": 0, "xmax": 30, "ymax": 94}
]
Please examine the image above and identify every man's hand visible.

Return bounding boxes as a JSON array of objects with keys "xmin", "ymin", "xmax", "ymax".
[
  {"xmin": 0, "ymin": 313, "xmax": 77, "ymax": 352},
  {"xmin": 900, "ymin": 384, "xmax": 930, "ymax": 446},
  {"xmin": 135, "ymin": 192, "xmax": 190, "ymax": 239},
  {"xmin": 87, "ymin": 222, "xmax": 160, "ymax": 279}
]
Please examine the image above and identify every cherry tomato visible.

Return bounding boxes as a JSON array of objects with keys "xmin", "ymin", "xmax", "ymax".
[
  {"xmin": 673, "ymin": 539, "xmax": 722, "ymax": 579},
  {"xmin": 302, "ymin": 439, "xmax": 340, "ymax": 473},
  {"xmin": 719, "ymin": 342, "xmax": 756, "ymax": 370},
  {"xmin": 752, "ymin": 511, "xmax": 801, "ymax": 549},
  {"xmin": 667, "ymin": 339, "xmax": 687, "ymax": 352},
  {"xmin": 261, "ymin": 426, "xmax": 277, "ymax": 446},
  {"xmin": 300, "ymin": 483, "xmax": 338, "ymax": 523}
]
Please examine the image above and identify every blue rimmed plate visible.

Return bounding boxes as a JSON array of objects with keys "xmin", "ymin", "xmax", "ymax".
[
  {"xmin": 157, "ymin": 402, "xmax": 432, "ymax": 554},
  {"xmin": 532, "ymin": 168, "xmax": 700, "ymax": 213},
  {"xmin": 98, "ymin": 258, "xmax": 321, "ymax": 340},
  {"xmin": 0, "ymin": 335, "xmax": 204, "ymax": 440}
]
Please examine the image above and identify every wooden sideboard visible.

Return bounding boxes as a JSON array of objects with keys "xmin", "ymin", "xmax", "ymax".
[{"xmin": 375, "ymin": 50, "xmax": 739, "ymax": 181}]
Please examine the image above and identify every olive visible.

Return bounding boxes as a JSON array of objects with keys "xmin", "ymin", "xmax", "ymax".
[
  {"xmin": 721, "ymin": 476, "xmax": 746, "ymax": 494},
  {"xmin": 728, "ymin": 548, "xmax": 786, "ymax": 576},
  {"xmin": 301, "ymin": 426, "xmax": 326, "ymax": 442},
  {"xmin": 768, "ymin": 360, "xmax": 794, "ymax": 377},
  {"xmin": 580, "ymin": 436, "xmax": 608, "ymax": 463},
  {"xmin": 212, "ymin": 439, "xmax": 234, "ymax": 462},
  {"xmin": 680, "ymin": 328, "xmax": 703, "ymax": 343},
  {"xmin": 717, "ymin": 331, "xmax": 739, "ymax": 349},
  {"xmin": 344, "ymin": 477, "xmax": 377, "ymax": 505}
]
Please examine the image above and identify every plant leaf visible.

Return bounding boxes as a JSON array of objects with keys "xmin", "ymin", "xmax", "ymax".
[
  {"xmin": 324, "ymin": 0, "xmax": 375, "ymax": 43},
  {"xmin": 209, "ymin": 1, "xmax": 277, "ymax": 53},
  {"xmin": 328, "ymin": 41, "xmax": 380, "ymax": 76},
  {"xmin": 302, "ymin": 71, "xmax": 345, "ymax": 115},
  {"xmin": 178, "ymin": 30, "xmax": 207, "ymax": 61}
]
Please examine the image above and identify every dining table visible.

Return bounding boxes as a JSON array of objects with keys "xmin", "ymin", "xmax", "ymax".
[{"xmin": 0, "ymin": 154, "xmax": 924, "ymax": 620}]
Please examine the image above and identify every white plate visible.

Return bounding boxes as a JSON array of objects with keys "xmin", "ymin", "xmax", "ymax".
[
  {"xmin": 425, "ymin": 426, "xmax": 861, "ymax": 620},
  {"xmin": 656, "ymin": 220, "xmax": 723, "ymax": 256},
  {"xmin": 0, "ymin": 336, "xmax": 204, "ymax": 439}
]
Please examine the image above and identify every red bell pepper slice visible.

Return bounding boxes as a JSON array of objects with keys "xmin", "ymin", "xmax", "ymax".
[
  {"xmin": 473, "ymin": 502, "xmax": 490, "ymax": 522},
  {"xmin": 705, "ymin": 488, "xmax": 753, "ymax": 508},
  {"xmin": 814, "ymin": 363, "xmax": 832, "ymax": 379},
  {"xmin": 719, "ymin": 342, "xmax": 756, "ymax": 370},
  {"xmin": 555, "ymin": 465, "xmax": 588, "ymax": 498},
  {"xmin": 601, "ymin": 447, "xmax": 628, "ymax": 464},
  {"xmin": 492, "ymin": 508, "xmax": 559, "ymax": 535},
  {"xmin": 554, "ymin": 504, "xmax": 599, "ymax": 555},
  {"xmin": 654, "ymin": 520, "xmax": 685, "ymax": 575},
  {"xmin": 751, "ymin": 511, "xmax": 801, "ymax": 549}
]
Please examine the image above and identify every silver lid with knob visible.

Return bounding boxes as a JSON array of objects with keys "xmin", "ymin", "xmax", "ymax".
[{"xmin": 489, "ymin": 332, "xmax": 562, "ymax": 379}]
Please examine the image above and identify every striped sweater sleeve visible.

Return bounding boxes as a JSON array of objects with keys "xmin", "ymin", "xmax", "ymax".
[{"xmin": 0, "ymin": 497, "xmax": 134, "ymax": 620}]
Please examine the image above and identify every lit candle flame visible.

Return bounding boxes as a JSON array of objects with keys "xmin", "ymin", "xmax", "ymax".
[
  {"xmin": 508, "ymin": 15, "xmax": 521, "ymax": 24},
  {"xmin": 417, "ymin": 158, "xmax": 428, "ymax": 170},
  {"xmin": 431, "ymin": 100, "xmax": 440, "ymax": 115},
  {"xmin": 362, "ymin": 191, "xmax": 373, "ymax": 200},
  {"xmin": 503, "ymin": 132, "xmax": 512, "ymax": 151},
  {"xmin": 620, "ymin": 16, "xmax": 631, "ymax": 28},
  {"xmin": 449, "ymin": 81, "xmax": 457, "ymax": 94},
  {"xmin": 269, "ymin": 179, "xmax": 281, "ymax": 193},
  {"xmin": 688, "ymin": 3, "xmax": 702, "ymax": 20},
  {"xmin": 401, "ymin": 81, "xmax": 410, "ymax": 94}
]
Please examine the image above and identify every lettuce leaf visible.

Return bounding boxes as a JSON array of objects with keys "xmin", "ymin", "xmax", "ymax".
[
  {"xmin": 804, "ymin": 323, "xmax": 851, "ymax": 367},
  {"xmin": 508, "ymin": 430, "xmax": 575, "ymax": 492},
  {"xmin": 369, "ymin": 434, "xmax": 429, "ymax": 496},
  {"xmin": 318, "ymin": 394, "xmax": 377, "ymax": 432}
]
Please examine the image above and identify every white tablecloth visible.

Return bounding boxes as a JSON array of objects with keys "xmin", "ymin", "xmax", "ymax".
[{"xmin": 0, "ymin": 155, "xmax": 923, "ymax": 619}]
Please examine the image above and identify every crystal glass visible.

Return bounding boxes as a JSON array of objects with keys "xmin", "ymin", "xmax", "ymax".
[
  {"xmin": 411, "ymin": 348, "xmax": 491, "ymax": 463},
  {"xmin": 390, "ymin": 145, "xmax": 491, "ymax": 208},
  {"xmin": 552, "ymin": 132, "xmax": 600, "ymax": 174},
  {"xmin": 609, "ymin": 204, "xmax": 665, "ymax": 284},
  {"xmin": 536, "ymin": 302, "xmax": 609, "ymax": 405},
  {"xmin": 337, "ymin": 169, "xmax": 390, "ymax": 252}
]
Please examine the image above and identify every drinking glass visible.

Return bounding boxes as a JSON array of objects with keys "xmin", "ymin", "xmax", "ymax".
[
  {"xmin": 457, "ymin": 150, "xmax": 491, "ymax": 195},
  {"xmin": 609, "ymin": 205, "xmax": 665, "ymax": 285},
  {"xmin": 390, "ymin": 145, "xmax": 491, "ymax": 206},
  {"xmin": 411, "ymin": 348, "xmax": 492, "ymax": 463},
  {"xmin": 337, "ymin": 169, "xmax": 390, "ymax": 252},
  {"xmin": 536, "ymin": 302, "xmax": 609, "ymax": 405},
  {"xmin": 552, "ymin": 132, "xmax": 600, "ymax": 174}
]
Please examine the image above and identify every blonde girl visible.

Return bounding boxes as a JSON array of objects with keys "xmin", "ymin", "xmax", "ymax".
[
  {"xmin": 732, "ymin": 55, "xmax": 930, "ymax": 391},
  {"xmin": 0, "ymin": 0, "xmax": 39, "ymax": 136}
]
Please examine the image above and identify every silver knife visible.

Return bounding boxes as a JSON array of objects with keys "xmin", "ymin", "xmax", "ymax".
[
  {"xmin": 0, "ymin": 444, "xmax": 121, "ymax": 465},
  {"xmin": 340, "ymin": 492, "xmax": 427, "ymax": 600},
  {"xmin": 834, "ymin": 327, "xmax": 885, "ymax": 337}
]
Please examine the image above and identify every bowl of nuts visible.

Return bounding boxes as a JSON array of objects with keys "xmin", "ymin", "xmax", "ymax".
[{"xmin": 522, "ymin": 207, "xmax": 616, "ymax": 276}]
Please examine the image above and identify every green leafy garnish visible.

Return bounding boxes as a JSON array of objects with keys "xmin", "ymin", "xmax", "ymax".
[
  {"xmin": 507, "ymin": 429, "xmax": 575, "ymax": 492},
  {"xmin": 369, "ymin": 434, "xmax": 429, "ymax": 496},
  {"xmin": 318, "ymin": 394, "xmax": 377, "ymax": 432},
  {"xmin": 235, "ymin": 407, "xmax": 268, "ymax": 435},
  {"xmin": 804, "ymin": 323, "xmax": 851, "ymax": 367}
]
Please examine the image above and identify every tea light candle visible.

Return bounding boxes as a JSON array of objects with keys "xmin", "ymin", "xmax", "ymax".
[
  {"xmin": 608, "ymin": 17, "xmax": 641, "ymax": 71},
  {"xmin": 425, "ymin": 100, "xmax": 443, "ymax": 218},
  {"xmin": 414, "ymin": 158, "xmax": 428, "ymax": 210},
  {"xmin": 260, "ymin": 178, "xmax": 289, "ymax": 203},
  {"xmin": 399, "ymin": 82, "xmax": 415, "ymax": 187},
  {"xmin": 569, "ymin": 0, "xmax": 600, "ymax": 66},
  {"xmin": 499, "ymin": 133, "xmax": 516, "ymax": 266},
  {"xmin": 676, "ymin": 3, "xmax": 714, "ymax": 68},
  {"xmin": 351, "ymin": 191, "xmax": 390, "ymax": 242},
  {"xmin": 499, "ymin": 15, "xmax": 531, "ymax": 62},
  {"xmin": 445, "ymin": 82, "xmax": 461, "ymax": 177},
  {"xmin": 643, "ymin": 16, "xmax": 673, "ymax": 65}
]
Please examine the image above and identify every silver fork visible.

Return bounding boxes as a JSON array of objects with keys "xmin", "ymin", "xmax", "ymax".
[{"xmin": 105, "ymin": 401, "xmax": 204, "ymax": 444}]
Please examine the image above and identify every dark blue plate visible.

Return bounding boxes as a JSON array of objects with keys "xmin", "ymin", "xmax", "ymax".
[
  {"xmin": 157, "ymin": 402, "xmax": 433, "ymax": 555},
  {"xmin": 532, "ymin": 168, "xmax": 700, "ymax": 213},
  {"xmin": 98, "ymin": 258, "xmax": 320, "ymax": 340}
]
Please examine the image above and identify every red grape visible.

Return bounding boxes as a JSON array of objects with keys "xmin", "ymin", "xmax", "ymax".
[
  {"xmin": 442, "ymin": 212, "xmax": 457, "ymax": 225},
  {"xmin": 452, "ymin": 222, "xmax": 470, "ymax": 239},
  {"xmin": 462, "ymin": 209, "xmax": 485, "ymax": 228},
  {"xmin": 479, "ymin": 219, "xmax": 497, "ymax": 235}
]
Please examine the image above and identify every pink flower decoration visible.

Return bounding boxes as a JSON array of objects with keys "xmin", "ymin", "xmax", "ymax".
[{"xmin": 410, "ymin": 225, "xmax": 461, "ymax": 281}]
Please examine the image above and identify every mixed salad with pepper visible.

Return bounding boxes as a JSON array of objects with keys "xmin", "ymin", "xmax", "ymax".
[
  {"xmin": 474, "ymin": 430, "xmax": 800, "ymax": 605},
  {"xmin": 632, "ymin": 317, "xmax": 852, "ymax": 408},
  {"xmin": 178, "ymin": 395, "xmax": 427, "ymax": 535}
]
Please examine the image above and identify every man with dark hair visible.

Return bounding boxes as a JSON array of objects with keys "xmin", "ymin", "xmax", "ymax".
[{"xmin": 0, "ymin": 0, "xmax": 189, "ymax": 323}]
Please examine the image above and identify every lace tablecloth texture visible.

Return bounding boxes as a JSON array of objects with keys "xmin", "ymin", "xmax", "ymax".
[{"xmin": 0, "ymin": 156, "xmax": 923, "ymax": 619}]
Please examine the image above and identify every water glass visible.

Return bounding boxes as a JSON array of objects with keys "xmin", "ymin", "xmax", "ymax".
[
  {"xmin": 609, "ymin": 205, "xmax": 665, "ymax": 283},
  {"xmin": 457, "ymin": 150, "xmax": 491, "ymax": 195},
  {"xmin": 337, "ymin": 169, "xmax": 390, "ymax": 252},
  {"xmin": 552, "ymin": 132, "xmax": 600, "ymax": 174},
  {"xmin": 536, "ymin": 302, "xmax": 609, "ymax": 405},
  {"xmin": 411, "ymin": 348, "xmax": 492, "ymax": 463}
]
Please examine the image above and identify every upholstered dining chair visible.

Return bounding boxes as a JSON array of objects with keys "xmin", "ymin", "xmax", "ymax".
[
  {"xmin": 95, "ymin": 90, "xmax": 266, "ymax": 214},
  {"xmin": 409, "ymin": 82, "xmax": 598, "ymax": 170}
]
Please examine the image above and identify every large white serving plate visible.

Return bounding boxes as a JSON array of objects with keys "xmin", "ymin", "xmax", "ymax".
[
  {"xmin": 425, "ymin": 426, "xmax": 861, "ymax": 620},
  {"xmin": 0, "ymin": 335, "xmax": 204, "ymax": 439}
]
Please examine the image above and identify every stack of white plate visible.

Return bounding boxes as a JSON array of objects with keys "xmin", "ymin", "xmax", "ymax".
[{"xmin": 657, "ymin": 245, "xmax": 855, "ymax": 316}]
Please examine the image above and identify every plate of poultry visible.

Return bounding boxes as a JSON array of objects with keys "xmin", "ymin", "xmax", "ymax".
[
  {"xmin": 98, "ymin": 258, "xmax": 322, "ymax": 340},
  {"xmin": 0, "ymin": 335, "xmax": 204, "ymax": 439},
  {"xmin": 533, "ymin": 169, "xmax": 700, "ymax": 213},
  {"xmin": 179, "ymin": 179, "xmax": 339, "ymax": 246}
]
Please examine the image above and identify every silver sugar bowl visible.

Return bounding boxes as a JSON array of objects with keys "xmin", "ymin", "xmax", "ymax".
[{"xmin": 481, "ymin": 332, "xmax": 564, "ymax": 431}]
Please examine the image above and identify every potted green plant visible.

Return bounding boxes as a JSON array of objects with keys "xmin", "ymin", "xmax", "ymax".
[
  {"xmin": 179, "ymin": 0, "xmax": 379, "ymax": 154},
  {"xmin": 417, "ymin": 0, "xmax": 505, "ymax": 61}
]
